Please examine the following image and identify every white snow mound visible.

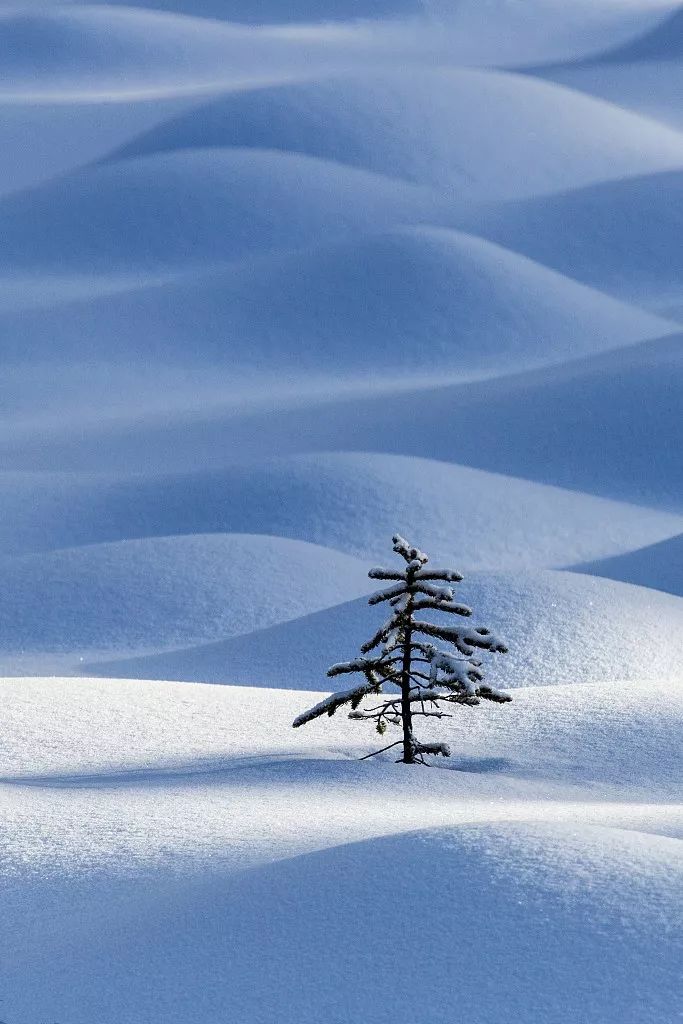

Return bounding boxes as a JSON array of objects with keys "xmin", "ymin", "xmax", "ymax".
[
  {"xmin": 93, "ymin": 569, "xmax": 683, "ymax": 690},
  {"xmin": 114, "ymin": 68, "xmax": 683, "ymax": 200},
  {"xmin": 0, "ymin": 534, "xmax": 372, "ymax": 670}
]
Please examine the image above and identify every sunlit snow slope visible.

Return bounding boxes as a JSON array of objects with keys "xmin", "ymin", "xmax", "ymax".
[{"xmin": 1, "ymin": 1, "xmax": 681, "ymax": 1022}]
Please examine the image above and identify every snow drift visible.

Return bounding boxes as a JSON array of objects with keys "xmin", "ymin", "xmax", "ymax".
[
  {"xmin": 93, "ymin": 569, "xmax": 683, "ymax": 690},
  {"xmin": 3, "ymin": 227, "xmax": 674, "ymax": 394},
  {"xmin": 113, "ymin": 68, "xmax": 683, "ymax": 199},
  {"xmin": 0, "ymin": 534, "xmax": 372, "ymax": 670}
]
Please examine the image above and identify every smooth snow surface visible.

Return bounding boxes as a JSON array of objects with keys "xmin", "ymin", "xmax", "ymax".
[
  {"xmin": 570, "ymin": 532, "xmax": 683, "ymax": 597},
  {"xmin": 94, "ymin": 571, "xmax": 683, "ymax": 690},
  {"xmin": 3, "ymin": 2, "xmax": 682, "ymax": 1021},
  {"xmin": 536, "ymin": 60, "xmax": 683, "ymax": 132},
  {"xmin": 460, "ymin": 171, "xmax": 683, "ymax": 314},
  {"xmin": 1, "ymin": 678, "xmax": 681, "ymax": 1024},
  {"xmin": 0, "ymin": 149, "xmax": 441, "ymax": 281},
  {"xmin": 0, "ymin": 534, "xmax": 372, "ymax": 672},
  {"xmin": 102, "ymin": 335, "xmax": 677, "ymax": 510},
  {"xmin": 112, "ymin": 69, "xmax": 683, "ymax": 199},
  {"xmin": 5, "ymin": 452, "xmax": 679, "ymax": 563},
  {"xmin": 2, "ymin": 228, "xmax": 677, "ymax": 430}
]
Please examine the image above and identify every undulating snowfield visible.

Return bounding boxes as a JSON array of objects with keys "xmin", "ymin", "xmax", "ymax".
[{"xmin": 1, "ymin": 1, "xmax": 681, "ymax": 1021}]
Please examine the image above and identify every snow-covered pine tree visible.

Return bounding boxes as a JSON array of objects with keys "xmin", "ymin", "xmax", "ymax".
[{"xmin": 293, "ymin": 534, "xmax": 511, "ymax": 764}]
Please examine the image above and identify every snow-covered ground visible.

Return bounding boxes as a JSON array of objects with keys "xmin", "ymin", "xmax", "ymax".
[
  {"xmin": 1, "ymin": 677, "xmax": 681, "ymax": 1024},
  {"xmin": 1, "ymin": 0, "xmax": 681, "ymax": 1020}
]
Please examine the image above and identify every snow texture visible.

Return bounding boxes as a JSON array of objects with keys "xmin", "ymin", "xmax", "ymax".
[
  {"xmin": 1, "ymin": 677, "xmax": 681, "ymax": 1023},
  {"xmin": 1, "ymin": 1, "xmax": 681, "ymax": 1018},
  {"xmin": 88, "ymin": 571, "xmax": 683, "ymax": 691}
]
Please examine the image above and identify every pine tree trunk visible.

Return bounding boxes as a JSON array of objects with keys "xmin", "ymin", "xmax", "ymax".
[{"xmin": 400, "ymin": 622, "xmax": 415, "ymax": 763}]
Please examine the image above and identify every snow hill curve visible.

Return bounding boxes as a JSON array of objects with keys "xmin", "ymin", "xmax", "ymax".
[
  {"xmin": 584, "ymin": 5, "xmax": 683, "ymax": 63},
  {"xmin": 147, "ymin": 334, "xmax": 681, "ymax": 513},
  {"xmin": 0, "ymin": 7, "xmax": 383, "ymax": 102},
  {"xmin": 569, "ymin": 532, "xmax": 683, "ymax": 598},
  {"xmin": 0, "ymin": 149, "xmax": 442, "ymax": 283},
  {"xmin": 93, "ymin": 569, "xmax": 683, "ymax": 691},
  {"xmin": 62, "ymin": 0, "xmax": 425, "ymax": 24},
  {"xmin": 423, "ymin": 0, "xmax": 682, "ymax": 68},
  {"xmin": 460, "ymin": 171, "xmax": 683, "ymax": 316},
  {"xmin": 2, "ymin": 454, "xmax": 682, "ymax": 567},
  {"xmin": 3, "ymin": 675, "xmax": 681, "ymax": 799},
  {"xmin": 3, "ymin": 2, "xmax": 676, "ymax": 103},
  {"xmin": 0, "ymin": 534, "xmax": 372, "ymax": 669},
  {"xmin": 3, "ymin": 228, "xmax": 675, "ymax": 387},
  {"xmin": 4, "ymin": 821, "xmax": 679, "ymax": 1024},
  {"xmin": 534, "ymin": 60, "xmax": 683, "ymax": 133},
  {"xmin": 112, "ymin": 69, "xmax": 683, "ymax": 200},
  {"xmin": 0, "ymin": 96, "xmax": 196, "ymax": 198},
  {"xmin": 4, "ymin": 332, "xmax": 679, "ymax": 500}
]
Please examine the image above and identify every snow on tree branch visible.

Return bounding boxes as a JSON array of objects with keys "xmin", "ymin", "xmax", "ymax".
[
  {"xmin": 368, "ymin": 582, "xmax": 408, "ymax": 605},
  {"xmin": 411, "ymin": 597, "xmax": 472, "ymax": 617},
  {"xmin": 412, "ymin": 581, "xmax": 454, "ymax": 600},
  {"xmin": 413, "ymin": 620, "xmax": 508, "ymax": 656},
  {"xmin": 392, "ymin": 533, "xmax": 428, "ymax": 564},
  {"xmin": 327, "ymin": 656, "xmax": 385, "ymax": 678},
  {"xmin": 414, "ymin": 567, "xmax": 464, "ymax": 582},
  {"xmin": 412, "ymin": 741, "xmax": 451, "ymax": 758},
  {"xmin": 428, "ymin": 648, "xmax": 483, "ymax": 694},
  {"xmin": 293, "ymin": 676, "xmax": 381, "ymax": 727}
]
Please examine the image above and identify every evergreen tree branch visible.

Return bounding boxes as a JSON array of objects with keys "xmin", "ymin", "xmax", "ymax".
[
  {"xmin": 412, "ymin": 620, "xmax": 509, "ymax": 655},
  {"xmin": 368, "ymin": 583, "xmax": 408, "ymax": 605},
  {"xmin": 411, "ymin": 597, "xmax": 472, "ymax": 616},
  {"xmin": 293, "ymin": 675, "xmax": 382, "ymax": 727}
]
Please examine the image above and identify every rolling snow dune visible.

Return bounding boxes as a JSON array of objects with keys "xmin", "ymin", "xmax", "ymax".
[
  {"xmin": 2, "ymin": 1, "xmax": 677, "ymax": 104},
  {"xmin": 0, "ymin": 148, "xmax": 442, "ymax": 284},
  {"xmin": 4, "ymin": 822, "xmax": 680, "ymax": 1024},
  {"xmin": 2, "ymin": 1, "xmax": 681, "ymax": 1021},
  {"xmin": 460, "ymin": 170, "xmax": 683, "ymax": 315},
  {"xmin": 569, "ymin": 532, "xmax": 683, "ymax": 597},
  {"xmin": 3, "ymin": 228, "xmax": 674, "ymax": 384},
  {"xmin": 535, "ymin": 61, "xmax": 683, "ymax": 132},
  {"xmin": 93, "ymin": 570, "xmax": 683, "ymax": 690},
  {"xmin": 1, "ymin": 677, "xmax": 680, "ymax": 1024},
  {"xmin": 585, "ymin": 4, "xmax": 683, "ymax": 62},
  {"xmin": 66, "ymin": 0, "xmax": 427, "ymax": 22},
  {"xmin": 20, "ymin": 332, "xmax": 674, "ymax": 508},
  {"xmin": 422, "ymin": 0, "xmax": 683, "ymax": 67},
  {"xmin": 0, "ymin": 6, "xmax": 368, "ymax": 101},
  {"xmin": 3, "ymin": 676, "xmax": 681, "ymax": 795},
  {"xmin": 111, "ymin": 69, "xmax": 683, "ymax": 200},
  {"xmin": 0, "ymin": 534, "xmax": 372, "ymax": 669},
  {"xmin": 133, "ymin": 333, "xmax": 680, "ymax": 512},
  {"xmin": 2, "ymin": 455, "xmax": 681, "ymax": 568},
  {"xmin": 0, "ymin": 96, "xmax": 193, "ymax": 197},
  {"xmin": 6, "ymin": 328, "xmax": 679, "ymax": 502}
]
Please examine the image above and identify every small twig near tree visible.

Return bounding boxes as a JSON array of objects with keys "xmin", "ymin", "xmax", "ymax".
[{"xmin": 293, "ymin": 534, "xmax": 511, "ymax": 765}]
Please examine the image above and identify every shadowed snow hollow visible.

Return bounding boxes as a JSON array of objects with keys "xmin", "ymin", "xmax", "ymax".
[{"xmin": 570, "ymin": 532, "xmax": 683, "ymax": 597}]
